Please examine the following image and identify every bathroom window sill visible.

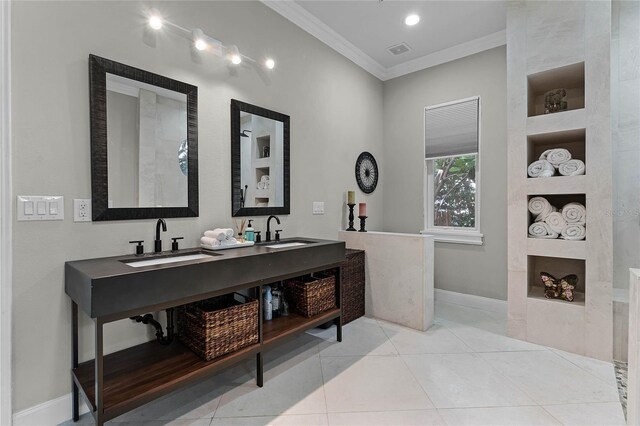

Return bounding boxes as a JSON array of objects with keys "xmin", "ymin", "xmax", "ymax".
[{"xmin": 420, "ymin": 229, "xmax": 484, "ymax": 245}]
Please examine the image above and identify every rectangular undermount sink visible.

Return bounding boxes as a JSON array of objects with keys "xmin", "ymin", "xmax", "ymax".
[
  {"xmin": 123, "ymin": 252, "xmax": 219, "ymax": 268},
  {"xmin": 264, "ymin": 242, "xmax": 309, "ymax": 249}
]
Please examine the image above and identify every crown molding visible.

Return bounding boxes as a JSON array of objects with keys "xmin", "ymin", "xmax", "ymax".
[
  {"xmin": 261, "ymin": 1, "xmax": 506, "ymax": 82},
  {"xmin": 262, "ymin": 0, "xmax": 387, "ymax": 80},
  {"xmin": 384, "ymin": 30, "xmax": 506, "ymax": 80}
]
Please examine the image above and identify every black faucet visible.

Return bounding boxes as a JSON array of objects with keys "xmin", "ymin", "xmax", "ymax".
[
  {"xmin": 265, "ymin": 215, "xmax": 280, "ymax": 242},
  {"xmin": 155, "ymin": 218, "xmax": 167, "ymax": 253}
]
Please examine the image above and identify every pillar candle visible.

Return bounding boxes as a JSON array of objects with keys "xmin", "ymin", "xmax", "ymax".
[
  {"xmin": 347, "ymin": 191, "xmax": 355, "ymax": 205},
  {"xmin": 359, "ymin": 202, "xmax": 366, "ymax": 216}
]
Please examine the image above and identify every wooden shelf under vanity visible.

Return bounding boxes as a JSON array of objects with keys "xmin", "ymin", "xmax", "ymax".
[
  {"xmin": 263, "ymin": 308, "xmax": 340, "ymax": 346},
  {"xmin": 73, "ymin": 340, "xmax": 261, "ymax": 422}
]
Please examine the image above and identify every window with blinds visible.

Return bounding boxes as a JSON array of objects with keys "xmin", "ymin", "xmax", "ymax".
[{"xmin": 423, "ymin": 96, "xmax": 483, "ymax": 244}]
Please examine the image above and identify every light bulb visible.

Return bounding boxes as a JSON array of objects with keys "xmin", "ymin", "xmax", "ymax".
[
  {"xmin": 195, "ymin": 38, "xmax": 207, "ymax": 51},
  {"xmin": 405, "ymin": 14, "xmax": 420, "ymax": 26},
  {"xmin": 231, "ymin": 54, "xmax": 242, "ymax": 65},
  {"xmin": 148, "ymin": 10, "xmax": 163, "ymax": 30},
  {"xmin": 228, "ymin": 45, "xmax": 242, "ymax": 65},
  {"xmin": 265, "ymin": 58, "xmax": 275, "ymax": 70}
]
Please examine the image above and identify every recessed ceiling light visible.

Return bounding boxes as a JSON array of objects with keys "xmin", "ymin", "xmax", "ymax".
[
  {"xmin": 405, "ymin": 14, "xmax": 420, "ymax": 26},
  {"xmin": 265, "ymin": 58, "xmax": 275, "ymax": 70}
]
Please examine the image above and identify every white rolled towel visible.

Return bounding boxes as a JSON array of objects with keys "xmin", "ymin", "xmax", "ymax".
[
  {"xmin": 261, "ymin": 175, "xmax": 270, "ymax": 182},
  {"xmin": 528, "ymin": 160, "xmax": 556, "ymax": 178},
  {"xmin": 529, "ymin": 197, "xmax": 555, "ymax": 221},
  {"xmin": 204, "ymin": 229, "xmax": 226, "ymax": 241},
  {"xmin": 221, "ymin": 237, "xmax": 238, "ymax": 245},
  {"xmin": 545, "ymin": 211, "xmax": 568, "ymax": 234},
  {"xmin": 561, "ymin": 223, "xmax": 586, "ymax": 240},
  {"xmin": 201, "ymin": 236, "xmax": 220, "ymax": 247},
  {"xmin": 558, "ymin": 159, "xmax": 585, "ymax": 176},
  {"xmin": 528, "ymin": 222, "xmax": 559, "ymax": 239},
  {"xmin": 224, "ymin": 228, "xmax": 234, "ymax": 239},
  {"xmin": 257, "ymin": 182, "xmax": 265, "ymax": 190},
  {"xmin": 562, "ymin": 202, "xmax": 586, "ymax": 224},
  {"xmin": 540, "ymin": 148, "xmax": 572, "ymax": 167}
]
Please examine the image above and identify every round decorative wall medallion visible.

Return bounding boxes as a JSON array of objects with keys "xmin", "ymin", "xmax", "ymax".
[{"xmin": 355, "ymin": 151, "xmax": 378, "ymax": 194}]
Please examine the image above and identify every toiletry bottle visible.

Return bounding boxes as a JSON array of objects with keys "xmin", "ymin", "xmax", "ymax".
[
  {"xmin": 272, "ymin": 287, "xmax": 280, "ymax": 317},
  {"xmin": 245, "ymin": 220, "xmax": 255, "ymax": 242},
  {"xmin": 263, "ymin": 286, "xmax": 273, "ymax": 321}
]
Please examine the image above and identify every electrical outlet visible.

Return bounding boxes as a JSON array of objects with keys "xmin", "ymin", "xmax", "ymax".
[
  {"xmin": 74, "ymin": 199, "xmax": 91, "ymax": 222},
  {"xmin": 312, "ymin": 201, "xmax": 325, "ymax": 215}
]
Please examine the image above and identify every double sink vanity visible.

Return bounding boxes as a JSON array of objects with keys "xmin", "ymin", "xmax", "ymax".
[
  {"xmin": 66, "ymin": 236, "xmax": 345, "ymax": 424},
  {"xmin": 67, "ymin": 54, "xmax": 344, "ymax": 425}
]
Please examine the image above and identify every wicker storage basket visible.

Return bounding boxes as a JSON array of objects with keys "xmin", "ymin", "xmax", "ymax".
[
  {"xmin": 179, "ymin": 293, "xmax": 259, "ymax": 361},
  {"xmin": 285, "ymin": 273, "xmax": 336, "ymax": 317}
]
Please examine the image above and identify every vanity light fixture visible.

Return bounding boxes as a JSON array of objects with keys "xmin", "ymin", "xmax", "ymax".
[
  {"xmin": 146, "ymin": 10, "xmax": 274, "ymax": 71},
  {"xmin": 405, "ymin": 14, "xmax": 420, "ymax": 26}
]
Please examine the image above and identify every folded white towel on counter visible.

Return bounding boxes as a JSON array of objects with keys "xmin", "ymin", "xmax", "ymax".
[
  {"xmin": 261, "ymin": 175, "xmax": 270, "ymax": 182},
  {"xmin": 540, "ymin": 148, "xmax": 572, "ymax": 167},
  {"xmin": 561, "ymin": 202, "xmax": 586, "ymax": 224},
  {"xmin": 221, "ymin": 237, "xmax": 238, "ymax": 245},
  {"xmin": 204, "ymin": 229, "xmax": 226, "ymax": 241},
  {"xmin": 561, "ymin": 223, "xmax": 586, "ymax": 240},
  {"xmin": 528, "ymin": 222, "xmax": 559, "ymax": 239},
  {"xmin": 558, "ymin": 159, "xmax": 585, "ymax": 176},
  {"xmin": 545, "ymin": 211, "xmax": 568, "ymax": 234},
  {"xmin": 200, "ymin": 236, "xmax": 221, "ymax": 247},
  {"xmin": 224, "ymin": 228, "xmax": 234, "ymax": 238},
  {"xmin": 529, "ymin": 197, "xmax": 556, "ymax": 221},
  {"xmin": 528, "ymin": 160, "xmax": 556, "ymax": 178}
]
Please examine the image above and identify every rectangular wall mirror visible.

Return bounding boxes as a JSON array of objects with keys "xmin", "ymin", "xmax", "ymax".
[
  {"xmin": 231, "ymin": 99, "xmax": 290, "ymax": 216},
  {"xmin": 89, "ymin": 55, "xmax": 198, "ymax": 220}
]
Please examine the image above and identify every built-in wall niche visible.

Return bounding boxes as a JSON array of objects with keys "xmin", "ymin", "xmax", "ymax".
[
  {"xmin": 256, "ymin": 135, "xmax": 271, "ymax": 159},
  {"xmin": 527, "ymin": 62, "xmax": 585, "ymax": 117},
  {"xmin": 527, "ymin": 193, "xmax": 586, "ymax": 240},
  {"xmin": 528, "ymin": 255, "xmax": 585, "ymax": 305},
  {"xmin": 526, "ymin": 128, "xmax": 586, "ymax": 178}
]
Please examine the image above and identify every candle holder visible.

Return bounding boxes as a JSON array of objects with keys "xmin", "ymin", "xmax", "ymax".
[
  {"xmin": 358, "ymin": 216, "xmax": 367, "ymax": 232},
  {"xmin": 346, "ymin": 204, "xmax": 356, "ymax": 231}
]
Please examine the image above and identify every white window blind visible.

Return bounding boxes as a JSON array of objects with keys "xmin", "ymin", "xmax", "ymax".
[{"xmin": 425, "ymin": 97, "xmax": 479, "ymax": 160}]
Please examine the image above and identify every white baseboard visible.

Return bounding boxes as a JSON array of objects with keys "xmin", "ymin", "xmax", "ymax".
[
  {"xmin": 13, "ymin": 393, "xmax": 89, "ymax": 426},
  {"xmin": 435, "ymin": 289, "xmax": 507, "ymax": 314}
]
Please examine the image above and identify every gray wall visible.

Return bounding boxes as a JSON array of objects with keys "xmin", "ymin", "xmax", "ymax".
[
  {"xmin": 11, "ymin": 1, "xmax": 384, "ymax": 411},
  {"xmin": 612, "ymin": 0, "xmax": 640, "ymax": 291},
  {"xmin": 382, "ymin": 47, "xmax": 508, "ymax": 300}
]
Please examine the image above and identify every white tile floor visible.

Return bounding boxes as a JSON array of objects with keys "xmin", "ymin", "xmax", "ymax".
[{"xmin": 63, "ymin": 301, "xmax": 625, "ymax": 426}]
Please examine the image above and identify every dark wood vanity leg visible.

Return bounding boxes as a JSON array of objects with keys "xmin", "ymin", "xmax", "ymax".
[
  {"xmin": 335, "ymin": 266, "xmax": 343, "ymax": 342},
  {"xmin": 256, "ymin": 352, "xmax": 264, "ymax": 387},
  {"xmin": 95, "ymin": 318, "xmax": 105, "ymax": 426},
  {"xmin": 71, "ymin": 302, "xmax": 79, "ymax": 422}
]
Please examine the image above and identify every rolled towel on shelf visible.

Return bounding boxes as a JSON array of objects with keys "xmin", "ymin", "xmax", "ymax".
[
  {"xmin": 257, "ymin": 182, "xmax": 265, "ymax": 190},
  {"xmin": 558, "ymin": 159, "xmax": 585, "ymax": 176},
  {"xmin": 528, "ymin": 160, "xmax": 556, "ymax": 178},
  {"xmin": 529, "ymin": 197, "xmax": 555, "ymax": 221},
  {"xmin": 204, "ymin": 229, "xmax": 226, "ymax": 241},
  {"xmin": 528, "ymin": 222, "xmax": 559, "ymax": 239},
  {"xmin": 540, "ymin": 148, "xmax": 572, "ymax": 167},
  {"xmin": 200, "ymin": 236, "xmax": 220, "ymax": 247},
  {"xmin": 545, "ymin": 211, "xmax": 568, "ymax": 234},
  {"xmin": 261, "ymin": 175, "xmax": 270, "ymax": 182},
  {"xmin": 561, "ymin": 223, "xmax": 586, "ymax": 240},
  {"xmin": 224, "ymin": 228, "xmax": 234, "ymax": 239},
  {"xmin": 561, "ymin": 202, "xmax": 586, "ymax": 224}
]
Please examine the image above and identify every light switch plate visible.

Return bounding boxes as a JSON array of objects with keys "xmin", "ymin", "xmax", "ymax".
[
  {"xmin": 74, "ymin": 199, "xmax": 91, "ymax": 222},
  {"xmin": 17, "ymin": 196, "xmax": 64, "ymax": 221},
  {"xmin": 312, "ymin": 201, "xmax": 325, "ymax": 215}
]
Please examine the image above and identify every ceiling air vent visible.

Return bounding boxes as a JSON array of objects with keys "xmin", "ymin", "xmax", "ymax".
[{"xmin": 387, "ymin": 43, "xmax": 411, "ymax": 56}]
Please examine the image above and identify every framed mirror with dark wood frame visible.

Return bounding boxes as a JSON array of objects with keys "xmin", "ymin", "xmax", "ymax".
[
  {"xmin": 89, "ymin": 54, "xmax": 199, "ymax": 221},
  {"xmin": 231, "ymin": 99, "xmax": 290, "ymax": 217}
]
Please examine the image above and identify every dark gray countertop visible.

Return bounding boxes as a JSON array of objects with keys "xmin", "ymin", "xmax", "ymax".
[{"xmin": 65, "ymin": 237, "xmax": 345, "ymax": 320}]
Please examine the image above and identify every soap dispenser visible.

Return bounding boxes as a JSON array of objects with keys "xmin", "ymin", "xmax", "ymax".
[{"xmin": 245, "ymin": 220, "xmax": 255, "ymax": 242}]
